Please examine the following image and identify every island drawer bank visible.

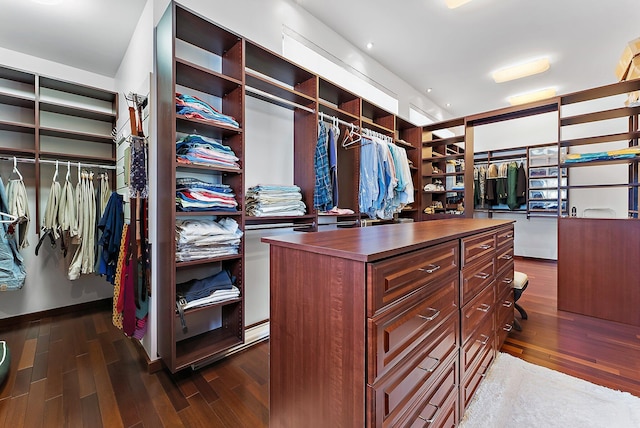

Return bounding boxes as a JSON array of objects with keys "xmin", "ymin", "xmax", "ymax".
[{"xmin": 262, "ymin": 218, "xmax": 515, "ymax": 427}]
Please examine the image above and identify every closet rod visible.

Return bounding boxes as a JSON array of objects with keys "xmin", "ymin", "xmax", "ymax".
[
  {"xmin": 245, "ymin": 86, "xmax": 315, "ymax": 113},
  {"xmin": 0, "ymin": 156, "xmax": 117, "ymax": 170},
  {"xmin": 319, "ymin": 112, "xmax": 359, "ymax": 130}
]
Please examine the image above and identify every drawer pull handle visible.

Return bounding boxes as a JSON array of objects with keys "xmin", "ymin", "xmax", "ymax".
[
  {"xmin": 479, "ymin": 244, "xmax": 492, "ymax": 250},
  {"xmin": 476, "ymin": 303, "xmax": 491, "ymax": 313},
  {"xmin": 417, "ymin": 403, "xmax": 440, "ymax": 424},
  {"xmin": 477, "ymin": 334, "xmax": 491, "ymax": 346},
  {"xmin": 418, "ymin": 308, "xmax": 441, "ymax": 322},
  {"xmin": 418, "ymin": 356, "xmax": 440, "ymax": 373},
  {"xmin": 480, "ymin": 364, "xmax": 490, "ymax": 378},
  {"xmin": 503, "ymin": 324, "xmax": 513, "ymax": 332},
  {"xmin": 505, "ymin": 234, "xmax": 514, "ymax": 238},
  {"xmin": 500, "ymin": 254, "xmax": 513, "ymax": 260},
  {"xmin": 419, "ymin": 264, "xmax": 441, "ymax": 274},
  {"xmin": 502, "ymin": 278, "xmax": 513, "ymax": 284},
  {"xmin": 474, "ymin": 272, "xmax": 491, "ymax": 280},
  {"xmin": 502, "ymin": 301, "xmax": 513, "ymax": 308}
]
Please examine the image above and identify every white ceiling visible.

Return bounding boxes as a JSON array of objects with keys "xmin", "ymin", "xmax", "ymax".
[
  {"xmin": 0, "ymin": 0, "xmax": 147, "ymax": 77},
  {"xmin": 0, "ymin": 0, "xmax": 638, "ymax": 118},
  {"xmin": 298, "ymin": 0, "xmax": 640, "ymax": 117}
]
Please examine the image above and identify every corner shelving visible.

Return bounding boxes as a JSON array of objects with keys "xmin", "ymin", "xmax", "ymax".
[{"xmin": 156, "ymin": 2, "xmax": 245, "ymax": 372}]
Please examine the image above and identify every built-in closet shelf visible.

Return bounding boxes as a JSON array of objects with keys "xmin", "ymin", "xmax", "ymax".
[
  {"xmin": 245, "ymin": 214, "xmax": 316, "ymax": 226},
  {"xmin": 175, "ymin": 59, "xmax": 243, "ymax": 97},
  {"xmin": 393, "ymin": 139, "xmax": 416, "ymax": 150},
  {"xmin": 176, "ymin": 115, "xmax": 242, "ymax": 138},
  {"xmin": 559, "ymin": 183, "xmax": 640, "ymax": 190},
  {"xmin": 318, "ymin": 79, "xmax": 360, "ymax": 108},
  {"xmin": 317, "ymin": 101, "xmax": 359, "ymax": 122},
  {"xmin": 176, "ymin": 211, "xmax": 242, "ymax": 217},
  {"xmin": 561, "ymin": 105, "xmax": 640, "ymax": 126},
  {"xmin": 560, "ymin": 157, "xmax": 640, "ymax": 168},
  {"xmin": 560, "ymin": 78, "xmax": 640, "ymax": 105},
  {"xmin": 361, "ymin": 117, "xmax": 393, "ymax": 134},
  {"xmin": 245, "ymin": 43, "xmax": 316, "ymax": 97},
  {"xmin": 175, "ymin": 5, "xmax": 241, "ymax": 55},
  {"xmin": 0, "ymin": 148, "xmax": 36, "ymax": 157},
  {"xmin": 0, "ymin": 121, "xmax": 35, "ymax": 134},
  {"xmin": 423, "ymin": 154, "xmax": 465, "ymax": 162},
  {"xmin": 38, "ymin": 152, "xmax": 114, "ymax": 164},
  {"xmin": 39, "ymin": 101, "xmax": 116, "ymax": 122},
  {"xmin": 423, "ymin": 191, "xmax": 447, "ymax": 194},
  {"xmin": 245, "ymin": 71, "xmax": 316, "ymax": 107},
  {"xmin": 0, "ymin": 92, "xmax": 35, "ymax": 108},
  {"xmin": 39, "ymin": 77, "xmax": 116, "ymax": 102},
  {"xmin": 175, "ymin": 298, "xmax": 242, "ymax": 320},
  {"xmin": 175, "ymin": 162, "xmax": 242, "ymax": 174},
  {"xmin": 423, "ymin": 135, "xmax": 465, "ymax": 146},
  {"xmin": 0, "ymin": 67, "xmax": 35, "ymax": 84},
  {"xmin": 174, "ymin": 328, "xmax": 243, "ymax": 371},
  {"xmin": 560, "ymin": 131, "xmax": 640, "ymax": 148},
  {"xmin": 39, "ymin": 127, "xmax": 114, "ymax": 144},
  {"xmin": 176, "ymin": 254, "xmax": 243, "ymax": 269},
  {"xmin": 425, "ymin": 172, "xmax": 465, "ymax": 178}
]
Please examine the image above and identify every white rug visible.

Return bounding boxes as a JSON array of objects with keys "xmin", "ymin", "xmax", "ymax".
[{"xmin": 459, "ymin": 352, "xmax": 640, "ymax": 428}]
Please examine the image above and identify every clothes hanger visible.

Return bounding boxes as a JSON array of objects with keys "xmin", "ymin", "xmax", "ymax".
[
  {"xmin": 11, "ymin": 157, "xmax": 23, "ymax": 181},
  {"xmin": 342, "ymin": 123, "xmax": 362, "ymax": 149},
  {"xmin": 53, "ymin": 160, "xmax": 59, "ymax": 183}
]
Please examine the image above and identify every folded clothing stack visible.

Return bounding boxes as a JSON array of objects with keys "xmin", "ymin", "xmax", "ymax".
[
  {"xmin": 176, "ymin": 134, "xmax": 240, "ymax": 169},
  {"xmin": 176, "ymin": 270, "xmax": 240, "ymax": 311},
  {"xmin": 175, "ymin": 217, "xmax": 242, "ymax": 262},
  {"xmin": 176, "ymin": 93, "xmax": 239, "ymax": 128},
  {"xmin": 176, "ymin": 178, "xmax": 238, "ymax": 212},
  {"xmin": 245, "ymin": 184, "xmax": 307, "ymax": 217}
]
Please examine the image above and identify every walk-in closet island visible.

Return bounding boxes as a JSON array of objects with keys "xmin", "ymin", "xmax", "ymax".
[{"xmin": 263, "ymin": 218, "xmax": 515, "ymax": 427}]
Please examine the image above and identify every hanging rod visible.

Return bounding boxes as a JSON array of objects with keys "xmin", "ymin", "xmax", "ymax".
[
  {"xmin": 245, "ymin": 86, "xmax": 315, "ymax": 113},
  {"xmin": 0, "ymin": 155, "xmax": 117, "ymax": 170},
  {"xmin": 319, "ymin": 112, "xmax": 360, "ymax": 130}
]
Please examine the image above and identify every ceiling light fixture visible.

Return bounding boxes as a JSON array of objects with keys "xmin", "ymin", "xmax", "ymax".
[
  {"xmin": 508, "ymin": 88, "xmax": 557, "ymax": 106},
  {"xmin": 426, "ymin": 88, "xmax": 432, "ymax": 93},
  {"xmin": 446, "ymin": 0, "xmax": 472, "ymax": 9},
  {"xmin": 366, "ymin": 42, "xmax": 374, "ymax": 50},
  {"xmin": 492, "ymin": 58, "xmax": 551, "ymax": 83}
]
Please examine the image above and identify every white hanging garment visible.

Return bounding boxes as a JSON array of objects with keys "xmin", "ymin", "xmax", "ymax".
[
  {"xmin": 42, "ymin": 165, "xmax": 61, "ymax": 239},
  {"xmin": 68, "ymin": 170, "xmax": 97, "ymax": 279},
  {"xmin": 98, "ymin": 173, "xmax": 110, "ymax": 218},
  {"xmin": 58, "ymin": 162, "xmax": 76, "ymax": 234},
  {"xmin": 6, "ymin": 179, "xmax": 30, "ymax": 249}
]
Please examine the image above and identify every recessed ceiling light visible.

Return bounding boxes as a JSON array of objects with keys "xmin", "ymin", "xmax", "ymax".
[
  {"xmin": 492, "ymin": 58, "xmax": 551, "ymax": 83},
  {"xmin": 446, "ymin": 103, "xmax": 452, "ymax": 107},
  {"xmin": 426, "ymin": 88, "xmax": 433, "ymax": 93},
  {"xmin": 366, "ymin": 42, "xmax": 374, "ymax": 50},
  {"xmin": 446, "ymin": 0, "xmax": 472, "ymax": 9},
  {"xmin": 508, "ymin": 88, "xmax": 557, "ymax": 106}
]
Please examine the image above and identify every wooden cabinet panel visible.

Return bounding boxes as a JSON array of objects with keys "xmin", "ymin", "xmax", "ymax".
[
  {"xmin": 368, "ymin": 241, "xmax": 458, "ymax": 317},
  {"xmin": 460, "ymin": 254, "xmax": 495, "ymax": 306},
  {"xmin": 461, "ymin": 231, "xmax": 496, "ymax": 267},
  {"xmin": 460, "ymin": 314, "xmax": 494, "ymax": 381},
  {"xmin": 367, "ymin": 327, "xmax": 458, "ymax": 428},
  {"xmin": 496, "ymin": 261, "xmax": 515, "ymax": 297},
  {"xmin": 461, "ymin": 340, "xmax": 495, "ymax": 412},
  {"xmin": 496, "ymin": 225, "xmax": 514, "ymax": 249},
  {"xmin": 367, "ymin": 275, "xmax": 459, "ymax": 383},
  {"xmin": 495, "ymin": 244, "xmax": 514, "ymax": 275},
  {"xmin": 400, "ymin": 357, "xmax": 458, "ymax": 428},
  {"xmin": 496, "ymin": 291, "xmax": 515, "ymax": 350},
  {"xmin": 461, "ymin": 281, "xmax": 495, "ymax": 345}
]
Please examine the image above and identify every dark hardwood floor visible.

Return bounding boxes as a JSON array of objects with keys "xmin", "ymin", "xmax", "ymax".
[{"xmin": 0, "ymin": 258, "xmax": 638, "ymax": 427}]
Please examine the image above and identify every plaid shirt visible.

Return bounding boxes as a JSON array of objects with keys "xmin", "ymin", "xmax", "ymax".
[{"xmin": 314, "ymin": 122, "xmax": 333, "ymax": 211}]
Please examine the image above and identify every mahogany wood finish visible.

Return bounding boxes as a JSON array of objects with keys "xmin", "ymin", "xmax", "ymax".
[
  {"xmin": 2, "ymin": 258, "xmax": 640, "ymax": 426},
  {"xmin": 264, "ymin": 219, "xmax": 512, "ymax": 427},
  {"xmin": 557, "ymin": 217, "xmax": 640, "ymax": 326},
  {"xmin": 506, "ymin": 257, "xmax": 640, "ymax": 398}
]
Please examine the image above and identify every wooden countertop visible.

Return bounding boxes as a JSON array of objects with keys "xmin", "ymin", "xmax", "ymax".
[{"xmin": 261, "ymin": 218, "xmax": 514, "ymax": 262}]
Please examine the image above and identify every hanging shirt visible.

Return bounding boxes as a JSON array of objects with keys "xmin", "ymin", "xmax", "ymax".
[{"xmin": 314, "ymin": 121, "xmax": 332, "ymax": 211}]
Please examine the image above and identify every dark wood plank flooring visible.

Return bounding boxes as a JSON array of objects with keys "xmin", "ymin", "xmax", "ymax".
[{"xmin": 0, "ymin": 258, "xmax": 638, "ymax": 426}]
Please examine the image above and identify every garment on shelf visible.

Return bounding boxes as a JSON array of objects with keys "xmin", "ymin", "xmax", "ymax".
[
  {"xmin": 314, "ymin": 121, "xmax": 333, "ymax": 211},
  {"xmin": 246, "ymin": 184, "xmax": 306, "ymax": 217},
  {"xmin": 96, "ymin": 191, "xmax": 124, "ymax": 284},
  {"xmin": 359, "ymin": 135, "xmax": 414, "ymax": 220},
  {"xmin": 6, "ymin": 175, "xmax": 30, "ymax": 250},
  {"xmin": 176, "ymin": 270, "xmax": 238, "ymax": 310},
  {"xmin": 563, "ymin": 146, "xmax": 640, "ymax": 163},
  {"xmin": 175, "ymin": 93, "xmax": 239, "ymax": 128},
  {"xmin": 176, "ymin": 178, "xmax": 238, "ymax": 212},
  {"xmin": 175, "ymin": 217, "xmax": 242, "ymax": 262},
  {"xmin": 68, "ymin": 171, "xmax": 97, "ymax": 280},
  {"xmin": 0, "ymin": 178, "xmax": 26, "ymax": 291},
  {"xmin": 176, "ymin": 134, "xmax": 240, "ymax": 169}
]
